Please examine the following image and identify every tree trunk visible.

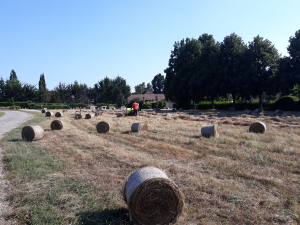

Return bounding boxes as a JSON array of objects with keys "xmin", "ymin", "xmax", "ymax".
[
  {"xmin": 232, "ymin": 93, "xmax": 236, "ymax": 110},
  {"xmin": 211, "ymin": 96, "xmax": 214, "ymax": 109},
  {"xmin": 259, "ymin": 94, "xmax": 263, "ymax": 110}
]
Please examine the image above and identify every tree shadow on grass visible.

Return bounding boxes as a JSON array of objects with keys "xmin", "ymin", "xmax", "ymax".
[{"xmin": 77, "ymin": 207, "xmax": 133, "ymax": 225}]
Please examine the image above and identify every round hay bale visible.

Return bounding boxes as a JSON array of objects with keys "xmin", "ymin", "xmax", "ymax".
[
  {"xmin": 50, "ymin": 120, "xmax": 63, "ymax": 130},
  {"xmin": 74, "ymin": 114, "xmax": 82, "ymax": 120},
  {"xmin": 75, "ymin": 111, "xmax": 81, "ymax": 114},
  {"xmin": 254, "ymin": 108, "xmax": 262, "ymax": 114},
  {"xmin": 179, "ymin": 108, "xmax": 183, "ymax": 112},
  {"xmin": 249, "ymin": 121, "xmax": 266, "ymax": 133},
  {"xmin": 201, "ymin": 124, "xmax": 219, "ymax": 138},
  {"xmin": 131, "ymin": 122, "xmax": 148, "ymax": 132},
  {"xmin": 22, "ymin": 125, "xmax": 44, "ymax": 141},
  {"xmin": 117, "ymin": 112, "xmax": 124, "ymax": 117},
  {"xmin": 85, "ymin": 113, "xmax": 94, "ymax": 119},
  {"xmin": 96, "ymin": 121, "xmax": 110, "ymax": 133},
  {"xmin": 55, "ymin": 112, "xmax": 63, "ymax": 117},
  {"xmin": 41, "ymin": 109, "xmax": 46, "ymax": 113},
  {"xmin": 124, "ymin": 167, "xmax": 184, "ymax": 225},
  {"xmin": 275, "ymin": 109, "xmax": 284, "ymax": 115},
  {"xmin": 45, "ymin": 111, "xmax": 54, "ymax": 117},
  {"xmin": 245, "ymin": 110, "xmax": 252, "ymax": 115}
]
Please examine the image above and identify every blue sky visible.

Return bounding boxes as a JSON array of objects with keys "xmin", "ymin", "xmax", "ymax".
[{"xmin": 1, "ymin": 0, "xmax": 299, "ymax": 92}]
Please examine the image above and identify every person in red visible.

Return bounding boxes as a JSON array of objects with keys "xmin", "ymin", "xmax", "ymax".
[{"xmin": 131, "ymin": 101, "xmax": 139, "ymax": 116}]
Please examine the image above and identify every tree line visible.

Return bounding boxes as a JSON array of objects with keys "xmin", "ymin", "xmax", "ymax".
[{"xmin": 164, "ymin": 30, "xmax": 300, "ymax": 109}]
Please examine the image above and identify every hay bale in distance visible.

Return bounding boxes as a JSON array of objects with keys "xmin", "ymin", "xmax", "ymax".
[
  {"xmin": 55, "ymin": 112, "xmax": 63, "ymax": 117},
  {"xmin": 74, "ymin": 114, "xmax": 82, "ymax": 120},
  {"xmin": 245, "ymin": 110, "xmax": 252, "ymax": 115},
  {"xmin": 41, "ymin": 109, "xmax": 46, "ymax": 113},
  {"xmin": 45, "ymin": 111, "xmax": 54, "ymax": 117},
  {"xmin": 117, "ymin": 112, "xmax": 124, "ymax": 117},
  {"xmin": 22, "ymin": 125, "xmax": 44, "ymax": 141},
  {"xmin": 85, "ymin": 113, "xmax": 94, "ymax": 119},
  {"xmin": 254, "ymin": 108, "xmax": 262, "ymax": 114},
  {"xmin": 50, "ymin": 120, "xmax": 63, "ymax": 130},
  {"xmin": 124, "ymin": 167, "xmax": 184, "ymax": 225},
  {"xmin": 96, "ymin": 121, "xmax": 110, "ymax": 133},
  {"xmin": 275, "ymin": 109, "xmax": 284, "ymax": 115},
  {"xmin": 249, "ymin": 121, "xmax": 266, "ymax": 133},
  {"xmin": 131, "ymin": 122, "xmax": 148, "ymax": 132},
  {"xmin": 201, "ymin": 124, "xmax": 219, "ymax": 138}
]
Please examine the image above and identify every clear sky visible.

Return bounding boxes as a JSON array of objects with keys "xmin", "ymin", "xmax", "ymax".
[{"xmin": 1, "ymin": 0, "xmax": 299, "ymax": 92}]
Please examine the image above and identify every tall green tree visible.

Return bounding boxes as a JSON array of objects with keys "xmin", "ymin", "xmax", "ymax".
[
  {"xmin": 9, "ymin": 70, "xmax": 17, "ymax": 81},
  {"xmin": 151, "ymin": 73, "xmax": 165, "ymax": 94},
  {"xmin": 164, "ymin": 38, "xmax": 202, "ymax": 108},
  {"xmin": 190, "ymin": 33, "xmax": 220, "ymax": 109},
  {"xmin": 0, "ymin": 77, "xmax": 5, "ymax": 101},
  {"xmin": 245, "ymin": 35, "xmax": 279, "ymax": 109},
  {"xmin": 70, "ymin": 81, "xmax": 88, "ymax": 103},
  {"xmin": 134, "ymin": 82, "xmax": 153, "ymax": 94},
  {"xmin": 273, "ymin": 57, "xmax": 294, "ymax": 95},
  {"xmin": 53, "ymin": 82, "xmax": 70, "ymax": 103},
  {"xmin": 219, "ymin": 33, "xmax": 247, "ymax": 109},
  {"xmin": 287, "ymin": 29, "xmax": 300, "ymax": 84}
]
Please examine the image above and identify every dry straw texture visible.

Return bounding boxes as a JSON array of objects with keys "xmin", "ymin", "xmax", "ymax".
[
  {"xmin": 55, "ymin": 112, "xmax": 63, "ymax": 117},
  {"xmin": 50, "ymin": 120, "xmax": 64, "ymax": 130},
  {"xmin": 131, "ymin": 122, "xmax": 148, "ymax": 132},
  {"xmin": 249, "ymin": 121, "xmax": 266, "ymax": 133},
  {"xmin": 21, "ymin": 125, "xmax": 44, "ymax": 141},
  {"xmin": 85, "ymin": 114, "xmax": 94, "ymax": 119},
  {"xmin": 45, "ymin": 111, "xmax": 54, "ymax": 117},
  {"xmin": 124, "ymin": 167, "xmax": 184, "ymax": 225},
  {"xmin": 96, "ymin": 121, "xmax": 110, "ymax": 133}
]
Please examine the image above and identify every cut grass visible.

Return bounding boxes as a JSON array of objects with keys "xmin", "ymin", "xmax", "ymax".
[
  {"xmin": 1, "ymin": 109, "xmax": 300, "ymax": 224},
  {"xmin": 0, "ymin": 111, "xmax": 4, "ymax": 117}
]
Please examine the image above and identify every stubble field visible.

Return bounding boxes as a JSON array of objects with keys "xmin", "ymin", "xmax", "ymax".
[{"xmin": 2, "ymin": 109, "xmax": 300, "ymax": 224}]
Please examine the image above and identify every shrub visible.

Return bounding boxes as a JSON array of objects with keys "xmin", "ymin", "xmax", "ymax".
[
  {"xmin": 69, "ymin": 103, "xmax": 87, "ymax": 109},
  {"xmin": 9, "ymin": 106, "xmax": 21, "ymax": 110},
  {"xmin": 141, "ymin": 102, "xmax": 152, "ymax": 109},
  {"xmin": 275, "ymin": 96, "xmax": 299, "ymax": 111}
]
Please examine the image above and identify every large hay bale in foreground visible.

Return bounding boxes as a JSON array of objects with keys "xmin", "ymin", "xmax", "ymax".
[
  {"xmin": 131, "ymin": 122, "xmax": 148, "ymax": 132},
  {"xmin": 74, "ymin": 114, "xmax": 82, "ymax": 120},
  {"xmin": 124, "ymin": 167, "xmax": 184, "ymax": 225},
  {"xmin": 45, "ymin": 111, "xmax": 54, "ymax": 117},
  {"xmin": 201, "ymin": 124, "xmax": 219, "ymax": 138},
  {"xmin": 41, "ymin": 109, "xmax": 46, "ymax": 113},
  {"xmin": 55, "ymin": 112, "xmax": 63, "ymax": 117},
  {"xmin": 85, "ymin": 113, "xmax": 94, "ymax": 119},
  {"xmin": 249, "ymin": 121, "xmax": 266, "ymax": 133},
  {"xmin": 50, "ymin": 120, "xmax": 63, "ymax": 130},
  {"xmin": 96, "ymin": 121, "xmax": 110, "ymax": 133},
  {"xmin": 22, "ymin": 125, "xmax": 44, "ymax": 141}
]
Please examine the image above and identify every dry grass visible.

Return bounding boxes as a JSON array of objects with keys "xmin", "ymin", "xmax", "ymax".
[{"xmin": 3, "ymin": 109, "xmax": 300, "ymax": 224}]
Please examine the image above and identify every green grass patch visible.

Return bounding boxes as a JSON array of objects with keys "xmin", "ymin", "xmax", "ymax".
[
  {"xmin": 0, "ymin": 112, "xmax": 4, "ymax": 117},
  {"xmin": 1, "ymin": 112, "xmax": 132, "ymax": 224}
]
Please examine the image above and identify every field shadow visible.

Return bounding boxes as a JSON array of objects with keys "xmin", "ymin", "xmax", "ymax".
[
  {"xmin": 6, "ymin": 138, "xmax": 22, "ymax": 142},
  {"xmin": 77, "ymin": 207, "xmax": 133, "ymax": 225},
  {"xmin": 121, "ymin": 131, "xmax": 131, "ymax": 134}
]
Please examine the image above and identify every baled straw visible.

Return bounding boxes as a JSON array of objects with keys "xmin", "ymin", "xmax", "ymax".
[
  {"xmin": 124, "ymin": 167, "xmax": 184, "ymax": 225},
  {"xmin": 22, "ymin": 125, "xmax": 44, "ymax": 141},
  {"xmin": 249, "ymin": 121, "xmax": 266, "ymax": 133},
  {"xmin": 41, "ymin": 109, "xmax": 46, "ymax": 113},
  {"xmin": 74, "ymin": 114, "xmax": 82, "ymax": 120},
  {"xmin": 96, "ymin": 121, "xmax": 110, "ymax": 133},
  {"xmin": 55, "ymin": 112, "xmax": 63, "ymax": 117},
  {"xmin": 201, "ymin": 124, "xmax": 219, "ymax": 138},
  {"xmin": 50, "ymin": 120, "xmax": 63, "ymax": 130},
  {"xmin": 85, "ymin": 113, "xmax": 94, "ymax": 119},
  {"xmin": 117, "ymin": 112, "xmax": 124, "ymax": 117},
  {"xmin": 131, "ymin": 122, "xmax": 148, "ymax": 132},
  {"xmin": 46, "ymin": 111, "xmax": 54, "ymax": 117}
]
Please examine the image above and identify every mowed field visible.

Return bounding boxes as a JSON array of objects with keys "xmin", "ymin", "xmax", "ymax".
[{"xmin": 2, "ymin": 109, "xmax": 300, "ymax": 224}]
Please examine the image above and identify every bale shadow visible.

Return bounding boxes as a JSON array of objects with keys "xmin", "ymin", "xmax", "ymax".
[
  {"xmin": 77, "ymin": 207, "xmax": 133, "ymax": 225},
  {"xmin": 121, "ymin": 131, "xmax": 131, "ymax": 134}
]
